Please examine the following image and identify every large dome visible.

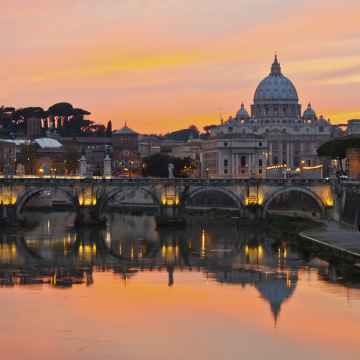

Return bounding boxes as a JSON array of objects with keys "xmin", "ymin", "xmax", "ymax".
[{"xmin": 254, "ymin": 56, "xmax": 298, "ymax": 103}]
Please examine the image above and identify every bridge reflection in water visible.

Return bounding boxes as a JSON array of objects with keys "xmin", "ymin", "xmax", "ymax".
[{"xmin": 1, "ymin": 212, "xmax": 358, "ymax": 327}]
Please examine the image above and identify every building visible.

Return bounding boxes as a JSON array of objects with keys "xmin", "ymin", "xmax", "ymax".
[
  {"xmin": 209, "ymin": 56, "xmax": 336, "ymax": 175},
  {"xmin": 347, "ymin": 148, "xmax": 360, "ymax": 179},
  {"xmin": 163, "ymin": 138, "xmax": 202, "ymax": 160},
  {"xmin": 112, "ymin": 123, "xmax": 141, "ymax": 175},
  {"xmin": 62, "ymin": 137, "xmax": 111, "ymax": 175},
  {"xmin": 348, "ymin": 119, "xmax": 360, "ymax": 136},
  {"xmin": 201, "ymin": 135, "xmax": 267, "ymax": 178},
  {"xmin": 138, "ymin": 135, "xmax": 162, "ymax": 158},
  {"xmin": 33, "ymin": 138, "xmax": 65, "ymax": 176},
  {"xmin": 0, "ymin": 140, "xmax": 16, "ymax": 174}
]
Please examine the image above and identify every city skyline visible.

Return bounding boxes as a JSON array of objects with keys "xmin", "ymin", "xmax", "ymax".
[{"xmin": 2, "ymin": 0, "xmax": 360, "ymax": 133}]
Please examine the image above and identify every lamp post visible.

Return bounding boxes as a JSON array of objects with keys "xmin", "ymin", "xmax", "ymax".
[{"xmin": 129, "ymin": 160, "xmax": 134, "ymax": 178}]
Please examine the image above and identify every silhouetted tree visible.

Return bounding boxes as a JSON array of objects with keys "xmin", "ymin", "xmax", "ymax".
[
  {"xmin": 48, "ymin": 103, "xmax": 92, "ymax": 137},
  {"xmin": 64, "ymin": 145, "xmax": 80, "ymax": 175},
  {"xmin": 164, "ymin": 126, "xmax": 199, "ymax": 141},
  {"xmin": 0, "ymin": 102, "xmax": 108, "ymax": 138},
  {"xmin": 106, "ymin": 120, "xmax": 112, "ymax": 137},
  {"xmin": 318, "ymin": 137, "xmax": 360, "ymax": 173},
  {"xmin": 18, "ymin": 143, "xmax": 38, "ymax": 174},
  {"xmin": 317, "ymin": 137, "xmax": 360, "ymax": 159},
  {"xmin": 142, "ymin": 153, "xmax": 194, "ymax": 178}
]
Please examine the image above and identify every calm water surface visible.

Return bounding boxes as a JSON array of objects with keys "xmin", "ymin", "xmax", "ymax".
[{"xmin": 1, "ymin": 212, "xmax": 360, "ymax": 360}]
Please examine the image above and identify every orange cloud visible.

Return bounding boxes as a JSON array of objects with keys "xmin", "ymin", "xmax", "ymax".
[{"xmin": 1, "ymin": 0, "xmax": 360, "ymax": 131}]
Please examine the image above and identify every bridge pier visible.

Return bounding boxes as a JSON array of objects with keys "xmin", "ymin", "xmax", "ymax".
[
  {"xmin": 244, "ymin": 204, "xmax": 265, "ymax": 221},
  {"xmin": 0, "ymin": 204, "xmax": 18, "ymax": 226},
  {"xmin": 156, "ymin": 204, "xmax": 186, "ymax": 227}
]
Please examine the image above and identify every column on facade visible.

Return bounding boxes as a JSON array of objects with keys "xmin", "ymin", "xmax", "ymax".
[
  {"xmin": 287, "ymin": 142, "xmax": 291, "ymax": 167},
  {"xmin": 235, "ymin": 154, "xmax": 240, "ymax": 177},
  {"xmin": 248, "ymin": 153, "xmax": 254, "ymax": 177},
  {"xmin": 279, "ymin": 142, "xmax": 283, "ymax": 164},
  {"xmin": 289, "ymin": 142, "xmax": 294, "ymax": 168},
  {"xmin": 217, "ymin": 153, "xmax": 221, "ymax": 178},
  {"xmin": 231, "ymin": 153, "xmax": 236, "ymax": 178},
  {"xmin": 252, "ymin": 153, "xmax": 256, "ymax": 177},
  {"xmin": 300, "ymin": 142, "xmax": 304, "ymax": 163},
  {"xmin": 268, "ymin": 142, "xmax": 273, "ymax": 165}
]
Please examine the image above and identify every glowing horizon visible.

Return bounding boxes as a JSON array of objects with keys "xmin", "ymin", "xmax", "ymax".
[{"xmin": 1, "ymin": 0, "xmax": 360, "ymax": 133}]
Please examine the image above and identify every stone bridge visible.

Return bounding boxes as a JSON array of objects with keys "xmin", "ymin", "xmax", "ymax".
[{"xmin": 0, "ymin": 176, "xmax": 351, "ymax": 225}]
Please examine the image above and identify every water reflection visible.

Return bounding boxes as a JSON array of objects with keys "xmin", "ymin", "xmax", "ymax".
[{"xmin": 1, "ymin": 212, "xmax": 360, "ymax": 328}]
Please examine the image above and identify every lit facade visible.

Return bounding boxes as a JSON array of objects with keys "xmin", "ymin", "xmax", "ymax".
[
  {"xmin": 200, "ymin": 136, "xmax": 267, "ymax": 178},
  {"xmin": 112, "ymin": 124, "xmax": 141, "ymax": 175}
]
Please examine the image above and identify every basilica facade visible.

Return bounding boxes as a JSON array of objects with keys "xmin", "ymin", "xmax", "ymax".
[{"xmin": 202, "ymin": 56, "xmax": 338, "ymax": 178}]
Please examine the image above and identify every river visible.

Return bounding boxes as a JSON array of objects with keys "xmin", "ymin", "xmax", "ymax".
[{"xmin": 0, "ymin": 211, "xmax": 359, "ymax": 360}]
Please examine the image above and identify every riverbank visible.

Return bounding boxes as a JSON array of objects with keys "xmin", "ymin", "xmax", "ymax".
[
  {"xmin": 300, "ymin": 222, "xmax": 360, "ymax": 263},
  {"xmin": 259, "ymin": 215, "xmax": 360, "ymax": 268}
]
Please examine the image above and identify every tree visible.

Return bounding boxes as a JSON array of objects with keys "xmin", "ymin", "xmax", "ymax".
[
  {"xmin": 0, "ymin": 102, "xmax": 110, "ymax": 138},
  {"xmin": 142, "ymin": 153, "xmax": 194, "ymax": 178},
  {"xmin": 18, "ymin": 143, "xmax": 38, "ymax": 174},
  {"xmin": 106, "ymin": 120, "xmax": 112, "ymax": 137},
  {"xmin": 318, "ymin": 137, "xmax": 360, "ymax": 159},
  {"xmin": 317, "ymin": 137, "xmax": 360, "ymax": 173},
  {"xmin": 48, "ymin": 103, "xmax": 93, "ymax": 137},
  {"xmin": 12, "ymin": 107, "xmax": 47, "ymax": 136},
  {"xmin": 0, "ymin": 106, "xmax": 13, "ymax": 137},
  {"xmin": 164, "ymin": 126, "xmax": 200, "ymax": 141},
  {"xmin": 64, "ymin": 145, "xmax": 80, "ymax": 175}
]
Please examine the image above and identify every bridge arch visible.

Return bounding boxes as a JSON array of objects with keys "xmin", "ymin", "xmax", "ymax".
[
  {"xmin": 184, "ymin": 187, "xmax": 244, "ymax": 209},
  {"xmin": 16, "ymin": 188, "xmax": 78, "ymax": 219},
  {"xmin": 263, "ymin": 186, "xmax": 325, "ymax": 215},
  {"xmin": 97, "ymin": 186, "xmax": 161, "ymax": 213}
]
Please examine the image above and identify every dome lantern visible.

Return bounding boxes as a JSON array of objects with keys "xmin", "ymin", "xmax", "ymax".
[
  {"xmin": 270, "ymin": 54, "xmax": 282, "ymax": 76},
  {"xmin": 303, "ymin": 103, "xmax": 317, "ymax": 121},
  {"xmin": 236, "ymin": 102, "xmax": 250, "ymax": 121}
]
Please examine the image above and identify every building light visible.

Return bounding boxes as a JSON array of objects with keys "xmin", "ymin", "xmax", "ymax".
[
  {"xmin": 302, "ymin": 165, "xmax": 323, "ymax": 170},
  {"xmin": 201, "ymin": 229, "xmax": 206, "ymax": 258},
  {"xmin": 266, "ymin": 164, "xmax": 288, "ymax": 170},
  {"xmin": 324, "ymin": 196, "xmax": 334, "ymax": 207}
]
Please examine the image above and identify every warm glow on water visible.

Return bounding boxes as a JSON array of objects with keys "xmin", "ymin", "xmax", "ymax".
[{"xmin": 1, "ymin": 212, "xmax": 360, "ymax": 360}]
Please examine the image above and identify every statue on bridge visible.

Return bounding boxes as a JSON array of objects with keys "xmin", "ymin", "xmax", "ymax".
[
  {"xmin": 103, "ymin": 148, "xmax": 112, "ymax": 177},
  {"xmin": 168, "ymin": 163, "xmax": 175, "ymax": 179},
  {"xmin": 79, "ymin": 154, "xmax": 88, "ymax": 177}
]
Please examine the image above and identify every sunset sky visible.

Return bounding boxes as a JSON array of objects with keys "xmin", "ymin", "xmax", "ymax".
[{"xmin": 1, "ymin": 0, "xmax": 360, "ymax": 133}]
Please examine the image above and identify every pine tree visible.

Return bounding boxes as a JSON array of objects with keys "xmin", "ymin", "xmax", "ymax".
[{"xmin": 106, "ymin": 120, "xmax": 112, "ymax": 137}]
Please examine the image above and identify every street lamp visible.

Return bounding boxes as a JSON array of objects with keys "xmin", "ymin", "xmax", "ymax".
[{"xmin": 129, "ymin": 160, "xmax": 134, "ymax": 178}]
